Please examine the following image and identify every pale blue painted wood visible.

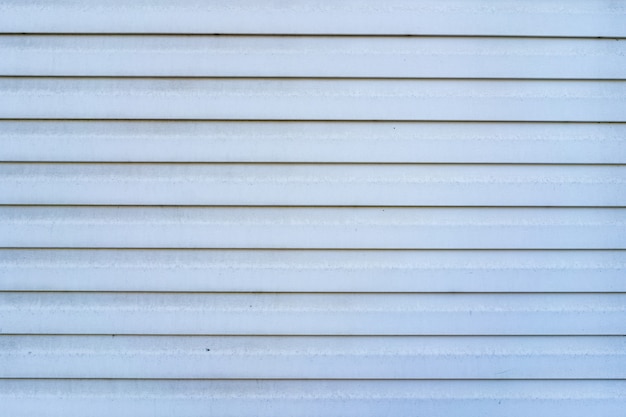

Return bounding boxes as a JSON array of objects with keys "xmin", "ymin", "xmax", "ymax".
[
  {"xmin": 1, "ymin": 293, "xmax": 624, "ymax": 335},
  {"xmin": 1, "ymin": 78, "xmax": 624, "ymax": 121},
  {"xmin": 1, "ymin": 207, "xmax": 624, "ymax": 249},
  {"xmin": 0, "ymin": 0, "xmax": 624, "ymax": 36},
  {"xmin": 1, "ymin": 36, "xmax": 624, "ymax": 79},
  {"xmin": 1, "ymin": 336, "xmax": 625, "ymax": 378},
  {"xmin": 2, "ymin": 121, "xmax": 625, "ymax": 163},
  {"xmin": 0, "ymin": 1, "xmax": 623, "ymax": 414},
  {"xmin": 1, "ymin": 249, "xmax": 623, "ymax": 292},
  {"xmin": 2, "ymin": 380, "xmax": 625, "ymax": 417},
  {"xmin": 1, "ymin": 163, "xmax": 624, "ymax": 206}
]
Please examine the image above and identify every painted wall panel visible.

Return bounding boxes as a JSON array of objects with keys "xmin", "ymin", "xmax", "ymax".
[
  {"xmin": 2, "ymin": 163, "xmax": 624, "ymax": 206},
  {"xmin": 1, "ymin": 207, "xmax": 624, "ymax": 249},
  {"xmin": 2, "ymin": 78, "xmax": 625, "ymax": 121},
  {"xmin": 2, "ymin": 36, "xmax": 625, "ymax": 79},
  {"xmin": 0, "ymin": 0, "xmax": 624, "ymax": 36},
  {"xmin": 2, "ymin": 380, "xmax": 625, "ymax": 417},
  {"xmin": 3, "ymin": 121, "xmax": 625, "ymax": 164},
  {"xmin": 1, "ymin": 249, "xmax": 623, "ymax": 292},
  {"xmin": 1, "ymin": 1, "xmax": 623, "ymax": 414},
  {"xmin": 1, "ymin": 293, "xmax": 624, "ymax": 335},
  {"xmin": 0, "ymin": 206, "xmax": 626, "ymax": 249},
  {"xmin": 1, "ymin": 336, "xmax": 625, "ymax": 378}
]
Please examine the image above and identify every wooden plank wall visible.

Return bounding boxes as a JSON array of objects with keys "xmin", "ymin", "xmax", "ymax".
[{"xmin": 0, "ymin": 1, "xmax": 625, "ymax": 415}]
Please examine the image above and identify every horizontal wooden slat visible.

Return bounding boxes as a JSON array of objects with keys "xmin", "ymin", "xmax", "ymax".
[
  {"xmin": 2, "ymin": 36, "xmax": 625, "ymax": 79},
  {"xmin": 1, "ymin": 207, "xmax": 624, "ymax": 249},
  {"xmin": 2, "ymin": 121, "xmax": 625, "ymax": 163},
  {"xmin": 2, "ymin": 78, "xmax": 625, "ymax": 121},
  {"xmin": 1, "ymin": 380, "xmax": 625, "ymax": 417},
  {"xmin": 1, "ymin": 293, "xmax": 624, "ymax": 335},
  {"xmin": 2, "ymin": 249, "xmax": 624, "ymax": 293},
  {"xmin": 2, "ymin": 163, "xmax": 624, "ymax": 206},
  {"xmin": 0, "ymin": 0, "xmax": 624, "ymax": 37},
  {"xmin": 1, "ymin": 336, "xmax": 624, "ymax": 378},
  {"xmin": 2, "ymin": 1, "xmax": 623, "ymax": 413}
]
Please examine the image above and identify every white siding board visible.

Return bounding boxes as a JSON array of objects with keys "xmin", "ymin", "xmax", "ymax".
[
  {"xmin": 1, "ymin": 207, "xmax": 624, "ymax": 249},
  {"xmin": 1, "ymin": 0, "xmax": 623, "ymax": 413},
  {"xmin": 2, "ymin": 36, "xmax": 625, "ymax": 79},
  {"xmin": 2, "ymin": 249, "xmax": 624, "ymax": 293},
  {"xmin": 1, "ymin": 293, "xmax": 624, "ymax": 336},
  {"xmin": 3, "ymin": 121, "xmax": 625, "ymax": 164},
  {"xmin": 2, "ymin": 380, "xmax": 625, "ymax": 417},
  {"xmin": 2, "ymin": 163, "xmax": 624, "ymax": 207},
  {"xmin": 2, "ymin": 78, "xmax": 625, "ymax": 122},
  {"xmin": 0, "ymin": 0, "xmax": 624, "ymax": 37},
  {"xmin": 1, "ymin": 336, "xmax": 625, "ymax": 379}
]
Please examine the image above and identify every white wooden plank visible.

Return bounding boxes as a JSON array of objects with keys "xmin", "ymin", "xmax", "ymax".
[
  {"xmin": 2, "ymin": 249, "xmax": 624, "ymax": 293},
  {"xmin": 0, "ymin": 0, "xmax": 624, "ymax": 37},
  {"xmin": 2, "ymin": 78, "xmax": 624, "ymax": 122},
  {"xmin": 2, "ymin": 36, "xmax": 625, "ymax": 79},
  {"xmin": 2, "ymin": 163, "xmax": 623, "ymax": 207},
  {"xmin": 1, "ymin": 293, "xmax": 623, "ymax": 335},
  {"xmin": 1, "ymin": 207, "xmax": 624, "ymax": 249},
  {"xmin": 1, "ymin": 380, "xmax": 625, "ymax": 417},
  {"xmin": 2, "ymin": 121, "xmax": 625, "ymax": 163},
  {"xmin": 1, "ymin": 336, "xmax": 624, "ymax": 378}
]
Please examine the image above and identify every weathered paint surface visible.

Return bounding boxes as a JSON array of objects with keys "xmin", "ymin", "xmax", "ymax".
[
  {"xmin": 2, "ymin": 78, "xmax": 625, "ymax": 121},
  {"xmin": 0, "ymin": 0, "xmax": 624, "ymax": 36},
  {"xmin": 1, "ymin": 36, "xmax": 624, "ymax": 79},
  {"xmin": 2, "ymin": 249, "xmax": 624, "ymax": 292},
  {"xmin": 0, "ymin": 1, "xmax": 624, "ymax": 416},
  {"xmin": 2, "ymin": 164, "xmax": 625, "ymax": 206},
  {"xmin": 1, "ymin": 121, "xmax": 626, "ymax": 163}
]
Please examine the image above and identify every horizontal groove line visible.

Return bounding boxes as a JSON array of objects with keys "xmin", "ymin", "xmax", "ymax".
[
  {"xmin": 1, "ymin": 378, "xmax": 624, "ymax": 382},
  {"xmin": 1, "ymin": 118, "xmax": 625, "ymax": 123},
  {"xmin": 1, "ymin": 334, "xmax": 622, "ymax": 338},
  {"xmin": 2, "ymin": 248, "xmax": 624, "ymax": 251},
  {"xmin": 3, "ymin": 203, "xmax": 626, "ymax": 208},
  {"xmin": 1, "ymin": 119, "xmax": 623, "ymax": 124},
  {"xmin": 0, "ymin": 33, "xmax": 624, "ymax": 40},
  {"xmin": 2, "ymin": 76, "xmax": 625, "ymax": 82},
  {"xmin": 2, "ymin": 162, "xmax": 625, "ymax": 167},
  {"xmin": 1, "ymin": 205, "xmax": 624, "ymax": 209},
  {"xmin": 2, "ymin": 291, "xmax": 624, "ymax": 295},
  {"xmin": 4, "ymin": 292, "xmax": 622, "ymax": 296}
]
